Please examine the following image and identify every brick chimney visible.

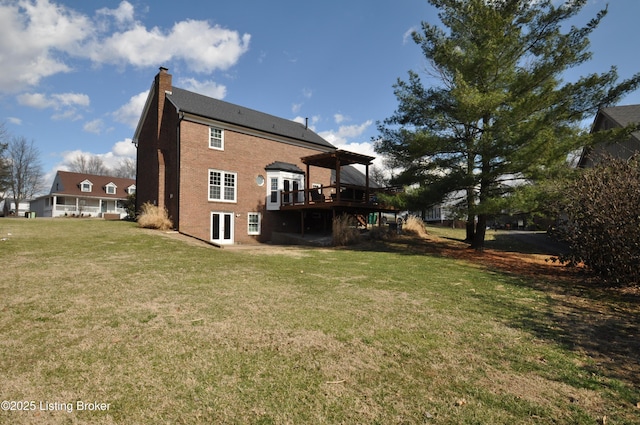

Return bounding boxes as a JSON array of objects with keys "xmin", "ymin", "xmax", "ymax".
[{"xmin": 155, "ymin": 67, "xmax": 172, "ymax": 137}]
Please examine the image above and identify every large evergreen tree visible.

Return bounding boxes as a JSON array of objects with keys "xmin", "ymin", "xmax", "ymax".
[{"xmin": 376, "ymin": 0, "xmax": 640, "ymax": 249}]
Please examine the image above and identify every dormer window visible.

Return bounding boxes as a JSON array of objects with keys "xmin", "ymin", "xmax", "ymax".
[
  {"xmin": 80, "ymin": 180, "xmax": 93, "ymax": 192},
  {"xmin": 127, "ymin": 184, "xmax": 136, "ymax": 195},
  {"xmin": 105, "ymin": 182, "xmax": 117, "ymax": 195}
]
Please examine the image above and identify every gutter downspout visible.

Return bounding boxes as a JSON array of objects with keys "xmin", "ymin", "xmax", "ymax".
[{"xmin": 176, "ymin": 111, "xmax": 184, "ymax": 230}]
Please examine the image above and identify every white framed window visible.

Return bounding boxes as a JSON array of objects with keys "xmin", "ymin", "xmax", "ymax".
[
  {"xmin": 209, "ymin": 126, "xmax": 224, "ymax": 150},
  {"xmin": 105, "ymin": 183, "xmax": 117, "ymax": 195},
  {"xmin": 208, "ymin": 169, "xmax": 237, "ymax": 202},
  {"xmin": 266, "ymin": 171, "xmax": 305, "ymax": 210},
  {"xmin": 127, "ymin": 185, "xmax": 136, "ymax": 194},
  {"xmin": 269, "ymin": 177, "xmax": 278, "ymax": 203},
  {"xmin": 80, "ymin": 180, "xmax": 93, "ymax": 192},
  {"xmin": 248, "ymin": 212, "xmax": 261, "ymax": 235}
]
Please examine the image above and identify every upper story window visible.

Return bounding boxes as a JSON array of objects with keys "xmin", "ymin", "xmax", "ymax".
[
  {"xmin": 105, "ymin": 183, "xmax": 117, "ymax": 195},
  {"xmin": 127, "ymin": 185, "xmax": 136, "ymax": 195},
  {"xmin": 209, "ymin": 169, "xmax": 237, "ymax": 202},
  {"xmin": 80, "ymin": 180, "xmax": 93, "ymax": 192},
  {"xmin": 209, "ymin": 126, "xmax": 224, "ymax": 150}
]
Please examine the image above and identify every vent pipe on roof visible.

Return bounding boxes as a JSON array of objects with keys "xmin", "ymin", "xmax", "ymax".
[{"xmin": 305, "ymin": 117, "xmax": 308, "ymax": 129}]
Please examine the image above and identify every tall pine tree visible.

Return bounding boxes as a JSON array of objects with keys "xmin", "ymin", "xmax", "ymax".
[{"xmin": 376, "ymin": 0, "xmax": 640, "ymax": 249}]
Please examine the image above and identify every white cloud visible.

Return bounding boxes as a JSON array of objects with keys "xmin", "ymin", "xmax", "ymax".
[
  {"xmin": 403, "ymin": 26, "xmax": 418, "ymax": 45},
  {"xmin": 17, "ymin": 92, "xmax": 90, "ymax": 109},
  {"xmin": 84, "ymin": 19, "xmax": 251, "ymax": 73},
  {"xmin": 83, "ymin": 119, "xmax": 105, "ymax": 134},
  {"xmin": 52, "ymin": 109, "xmax": 82, "ymax": 121},
  {"xmin": 318, "ymin": 120, "xmax": 380, "ymax": 170},
  {"xmin": 334, "ymin": 113, "xmax": 349, "ymax": 124},
  {"xmin": 112, "ymin": 139, "xmax": 136, "ymax": 157},
  {"xmin": 292, "ymin": 103, "xmax": 302, "ymax": 114},
  {"xmin": 0, "ymin": 0, "xmax": 92, "ymax": 92},
  {"xmin": 7, "ymin": 117, "xmax": 22, "ymax": 125},
  {"xmin": 319, "ymin": 120, "xmax": 373, "ymax": 145},
  {"xmin": 96, "ymin": 1, "xmax": 135, "ymax": 26},
  {"xmin": 112, "ymin": 91, "xmax": 148, "ymax": 129},
  {"xmin": 16, "ymin": 91, "xmax": 89, "ymax": 121},
  {"xmin": 17, "ymin": 93, "xmax": 54, "ymax": 109},
  {"xmin": 0, "ymin": 1, "xmax": 251, "ymax": 93},
  {"xmin": 54, "ymin": 92, "xmax": 90, "ymax": 107},
  {"xmin": 178, "ymin": 78, "xmax": 226, "ymax": 99}
]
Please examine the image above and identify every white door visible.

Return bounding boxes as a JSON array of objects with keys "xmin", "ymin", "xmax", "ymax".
[{"xmin": 211, "ymin": 212, "xmax": 234, "ymax": 244}]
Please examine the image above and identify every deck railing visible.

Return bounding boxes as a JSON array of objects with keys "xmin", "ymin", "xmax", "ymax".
[{"xmin": 280, "ymin": 185, "xmax": 393, "ymax": 207}]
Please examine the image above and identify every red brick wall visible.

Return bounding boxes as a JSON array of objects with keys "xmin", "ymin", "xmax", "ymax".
[{"xmin": 177, "ymin": 120, "xmax": 332, "ymax": 243}]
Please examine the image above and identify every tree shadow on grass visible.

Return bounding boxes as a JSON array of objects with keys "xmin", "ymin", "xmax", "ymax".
[{"xmin": 349, "ymin": 234, "xmax": 640, "ymax": 389}]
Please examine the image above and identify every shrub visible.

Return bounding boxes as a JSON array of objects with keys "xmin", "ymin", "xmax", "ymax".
[
  {"xmin": 553, "ymin": 155, "xmax": 640, "ymax": 286},
  {"xmin": 368, "ymin": 225, "xmax": 394, "ymax": 241},
  {"xmin": 122, "ymin": 193, "xmax": 137, "ymax": 220},
  {"xmin": 137, "ymin": 202, "xmax": 173, "ymax": 231},
  {"xmin": 332, "ymin": 214, "xmax": 360, "ymax": 246},
  {"xmin": 402, "ymin": 215, "xmax": 428, "ymax": 238}
]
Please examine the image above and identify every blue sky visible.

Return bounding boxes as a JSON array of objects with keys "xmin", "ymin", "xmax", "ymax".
[{"xmin": 1, "ymin": 0, "xmax": 639, "ymax": 188}]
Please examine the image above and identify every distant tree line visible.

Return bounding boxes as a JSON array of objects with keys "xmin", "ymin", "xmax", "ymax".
[{"xmin": 67, "ymin": 153, "xmax": 136, "ymax": 179}]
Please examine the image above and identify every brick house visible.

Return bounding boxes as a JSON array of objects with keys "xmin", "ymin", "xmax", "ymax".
[{"xmin": 134, "ymin": 67, "xmax": 394, "ymax": 245}]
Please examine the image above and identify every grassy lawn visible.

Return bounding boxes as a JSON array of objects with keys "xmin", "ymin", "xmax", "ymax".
[{"xmin": 0, "ymin": 219, "xmax": 638, "ymax": 424}]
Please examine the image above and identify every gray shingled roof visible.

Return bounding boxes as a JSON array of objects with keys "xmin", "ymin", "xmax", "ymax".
[
  {"xmin": 265, "ymin": 161, "xmax": 304, "ymax": 173},
  {"xmin": 332, "ymin": 165, "xmax": 381, "ymax": 188},
  {"xmin": 599, "ymin": 104, "xmax": 640, "ymax": 129},
  {"xmin": 167, "ymin": 88, "xmax": 335, "ymax": 149},
  {"xmin": 597, "ymin": 104, "xmax": 640, "ymax": 142},
  {"xmin": 579, "ymin": 104, "xmax": 640, "ymax": 167}
]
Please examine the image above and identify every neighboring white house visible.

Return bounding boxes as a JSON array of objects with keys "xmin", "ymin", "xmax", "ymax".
[
  {"xmin": 30, "ymin": 171, "xmax": 135, "ymax": 219},
  {"xmin": 423, "ymin": 190, "xmax": 462, "ymax": 225},
  {"xmin": 0, "ymin": 198, "xmax": 32, "ymax": 217}
]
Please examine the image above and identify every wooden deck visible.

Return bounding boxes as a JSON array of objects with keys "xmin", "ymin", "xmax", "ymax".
[{"xmin": 278, "ymin": 184, "xmax": 400, "ymax": 214}]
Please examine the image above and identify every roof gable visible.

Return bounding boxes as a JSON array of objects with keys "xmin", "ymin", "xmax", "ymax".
[
  {"xmin": 166, "ymin": 87, "xmax": 335, "ymax": 150},
  {"xmin": 597, "ymin": 104, "xmax": 640, "ymax": 129},
  {"xmin": 580, "ymin": 104, "xmax": 640, "ymax": 167}
]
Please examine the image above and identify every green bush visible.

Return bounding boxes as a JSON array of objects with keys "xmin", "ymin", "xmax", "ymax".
[{"xmin": 553, "ymin": 155, "xmax": 640, "ymax": 286}]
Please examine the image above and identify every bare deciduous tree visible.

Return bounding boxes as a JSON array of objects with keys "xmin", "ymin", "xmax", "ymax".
[
  {"xmin": 6, "ymin": 136, "xmax": 44, "ymax": 216},
  {"xmin": 68, "ymin": 153, "xmax": 109, "ymax": 176},
  {"xmin": 0, "ymin": 122, "xmax": 10, "ymax": 197},
  {"xmin": 112, "ymin": 157, "xmax": 136, "ymax": 179}
]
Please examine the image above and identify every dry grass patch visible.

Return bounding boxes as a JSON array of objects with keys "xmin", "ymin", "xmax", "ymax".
[
  {"xmin": 332, "ymin": 213, "xmax": 360, "ymax": 246},
  {"xmin": 402, "ymin": 215, "xmax": 428, "ymax": 238},
  {"xmin": 137, "ymin": 202, "xmax": 173, "ymax": 230}
]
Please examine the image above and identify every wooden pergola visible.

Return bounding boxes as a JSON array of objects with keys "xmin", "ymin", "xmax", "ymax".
[
  {"xmin": 301, "ymin": 149, "xmax": 375, "ymax": 204},
  {"xmin": 276, "ymin": 150, "xmax": 400, "ymax": 237}
]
